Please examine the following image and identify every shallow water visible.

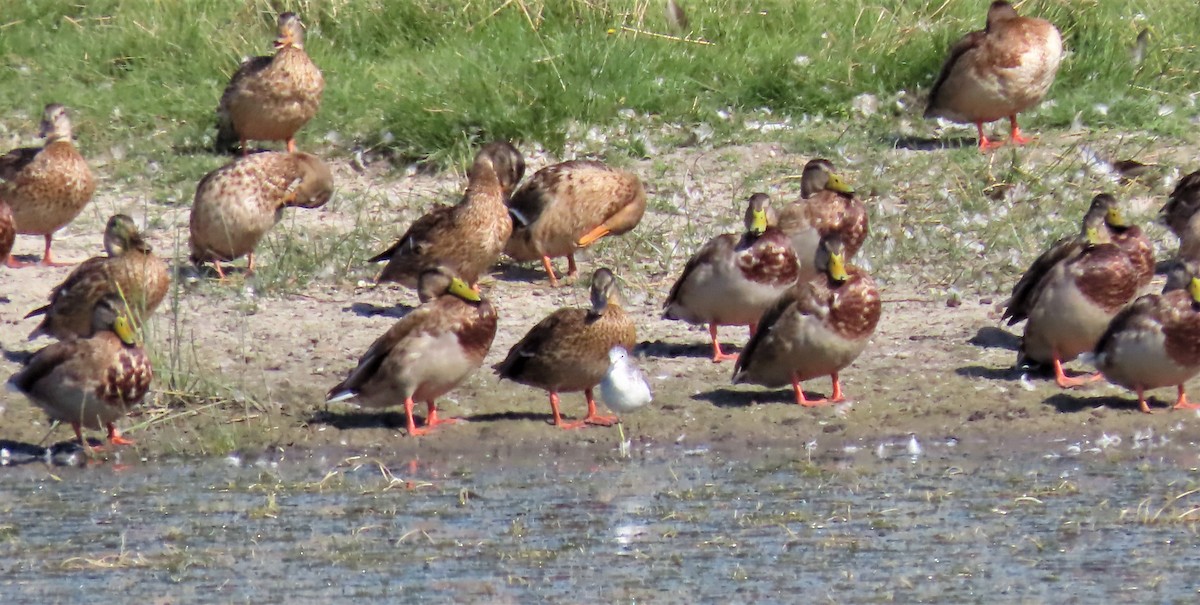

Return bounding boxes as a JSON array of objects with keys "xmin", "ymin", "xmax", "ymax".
[{"xmin": 1, "ymin": 442, "xmax": 1198, "ymax": 603}]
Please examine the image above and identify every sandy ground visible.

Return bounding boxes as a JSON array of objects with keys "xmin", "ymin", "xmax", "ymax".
[{"xmin": 2, "ymin": 139, "xmax": 1199, "ymax": 463}]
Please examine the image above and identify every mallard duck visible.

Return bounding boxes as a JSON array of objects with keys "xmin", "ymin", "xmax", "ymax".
[
  {"xmin": 924, "ymin": 1, "xmax": 1062, "ymax": 151},
  {"xmin": 8, "ymin": 295, "xmax": 153, "ymax": 447},
  {"xmin": 731, "ymin": 235, "xmax": 881, "ymax": 406},
  {"xmin": 776, "ymin": 159, "xmax": 867, "ymax": 280},
  {"xmin": 1, "ymin": 103, "xmax": 95, "ymax": 267},
  {"xmin": 215, "ymin": 12, "xmax": 324, "ymax": 155},
  {"xmin": 1095, "ymin": 261, "xmax": 1200, "ymax": 413},
  {"xmin": 495, "ymin": 268, "xmax": 637, "ymax": 428},
  {"xmin": 190, "ymin": 151, "xmax": 334, "ymax": 278},
  {"xmin": 0, "ymin": 199, "xmax": 13, "ymax": 267},
  {"xmin": 326, "ymin": 267, "xmax": 498, "ymax": 436},
  {"xmin": 1003, "ymin": 201, "xmax": 1139, "ymax": 388},
  {"xmin": 370, "ymin": 142, "xmax": 525, "ymax": 289},
  {"xmin": 504, "ymin": 160, "xmax": 646, "ymax": 286},
  {"xmin": 25, "ymin": 214, "xmax": 170, "ymax": 341},
  {"xmin": 1159, "ymin": 169, "xmax": 1200, "ymax": 260},
  {"xmin": 663, "ymin": 193, "xmax": 800, "ymax": 362}
]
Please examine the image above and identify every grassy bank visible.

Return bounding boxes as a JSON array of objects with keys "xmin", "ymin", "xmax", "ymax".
[{"xmin": 2, "ymin": 0, "xmax": 1197, "ymax": 169}]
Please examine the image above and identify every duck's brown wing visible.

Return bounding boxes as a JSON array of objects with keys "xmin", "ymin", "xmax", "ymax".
[
  {"xmin": 924, "ymin": 30, "xmax": 987, "ymax": 118},
  {"xmin": 8, "ymin": 339, "xmax": 78, "ymax": 392},
  {"xmin": 493, "ymin": 308, "xmax": 581, "ymax": 381},
  {"xmin": 1003, "ymin": 236, "xmax": 1080, "ymax": 325},
  {"xmin": 367, "ymin": 205, "xmax": 454, "ymax": 264},
  {"xmin": 326, "ymin": 305, "xmax": 434, "ymax": 399},
  {"xmin": 0, "ymin": 146, "xmax": 41, "ymax": 181},
  {"xmin": 662, "ymin": 234, "xmax": 736, "ymax": 310},
  {"xmin": 214, "ymin": 54, "xmax": 273, "ymax": 152}
]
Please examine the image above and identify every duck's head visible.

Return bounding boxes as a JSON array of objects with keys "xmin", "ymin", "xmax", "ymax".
[
  {"xmin": 104, "ymin": 214, "xmax": 152, "ymax": 256},
  {"xmin": 801, "ymin": 159, "xmax": 853, "ymax": 198},
  {"xmin": 273, "ymin": 12, "xmax": 306, "ymax": 50},
  {"xmin": 816, "ymin": 234, "xmax": 849, "ymax": 284},
  {"xmin": 589, "ymin": 268, "xmax": 621, "ymax": 315},
  {"xmin": 742, "ymin": 192, "xmax": 775, "ymax": 237},
  {"xmin": 986, "ymin": 1, "xmax": 1020, "ymax": 31},
  {"xmin": 288, "ymin": 153, "xmax": 335, "ymax": 208},
  {"xmin": 38, "ymin": 103, "xmax": 73, "ymax": 142},
  {"xmin": 1087, "ymin": 193, "xmax": 1130, "ymax": 230},
  {"xmin": 477, "ymin": 141, "xmax": 526, "ymax": 196},
  {"xmin": 417, "ymin": 266, "xmax": 481, "ymax": 304},
  {"xmin": 93, "ymin": 295, "xmax": 138, "ymax": 345}
]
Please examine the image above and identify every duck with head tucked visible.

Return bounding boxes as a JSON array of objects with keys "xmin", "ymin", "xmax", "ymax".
[
  {"xmin": 0, "ymin": 103, "xmax": 95, "ymax": 267},
  {"xmin": 1094, "ymin": 261, "xmax": 1200, "ymax": 413},
  {"xmin": 776, "ymin": 159, "xmax": 867, "ymax": 281},
  {"xmin": 190, "ymin": 151, "xmax": 334, "ymax": 278},
  {"xmin": 326, "ymin": 267, "xmax": 498, "ymax": 436},
  {"xmin": 495, "ymin": 268, "xmax": 637, "ymax": 429},
  {"xmin": 504, "ymin": 160, "xmax": 646, "ymax": 287},
  {"xmin": 370, "ymin": 142, "xmax": 525, "ymax": 290},
  {"xmin": 215, "ymin": 12, "xmax": 324, "ymax": 155},
  {"xmin": 925, "ymin": 1, "xmax": 1062, "ymax": 151},
  {"xmin": 732, "ymin": 234, "xmax": 881, "ymax": 406},
  {"xmin": 26, "ymin": 214, "xmax": 169, "ymax": 341},
  {"xmin": 1003, "ymin": 197, "xmax": 1139, "ymax": 388},
  {"xmin": 9, "ymin": 295, "xmax": 154, "ymax": 447},
  {"xmin": 663, "ymin": 193, "xmax": 800, "ymax": 362}
]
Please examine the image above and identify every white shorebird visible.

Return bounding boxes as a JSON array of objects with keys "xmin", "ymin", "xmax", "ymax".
[{"xmin": 599, "ymin": 346, "xmax": 653, "ymax": 457}]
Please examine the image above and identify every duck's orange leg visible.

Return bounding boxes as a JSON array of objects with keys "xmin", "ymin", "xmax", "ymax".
[
  {"xmin": 548, "ymin": 392, "xmax": 585, "ymax": 430},
  {"xmin": 709, "ymin": 324, "xmax": 738, "ymax": 363},
  {"xmin": 1172, "ymin": 385, "xmax": 1200, "ymax": 411},
  {"xmin": 566, "ymin": 254, "xmax": 578, "ymax": 280},
  {"xmin": 1053, "ymin": 357, "xmax": 1103, "ymax": 389},
  {"xmin": 583, "ymin": 388, "xmax": 617, "ymax": 426},
  {"xmin": 792, "ymin": 373, "xmax": 840, "ymax": 407},
  {"xmin": 1008, "ymin": 115, "xmax": 1033, "ymax": 146},
  {"xmin": 404, "ymin": 397, "xmax": 431, "ymax": 436},
  {"xmin": 541, "ymin": 256, "xmax": 561, "ymax": 287},
  {"xmin": 5, "ymin": 254, "xmax": 28, "ymax": 268},
  {"xmin": 287, "ymin": 138, "xmax": 297, "ymax": 153},
  {"xmin": 247, "ymin": 253, "xmax": 256, "ymax": 274},
  {"xmin": 40, "ymin": 235, "xmax": 71, "ymax": 266},
  {"xmin": 423, "ymin": 400, "xmax": 465, "ymax": 428},
  {"xmin": 107, "ymin": 423, "xmax": 135, "ymax": 446},
  {"xmin": 1135, "ymin": 387, "xmax": 1153, "ymax": 414},
  {"xmin": 976, "ymin": 122, "xmax": 1005, "ymax": 152},
  {"xmin": 212, "ymin": 260, "xmax": 227, "ymax": 280},
  {"xmin": 240, "ymin": 139, "xmax": 250, "ymax": 157}
]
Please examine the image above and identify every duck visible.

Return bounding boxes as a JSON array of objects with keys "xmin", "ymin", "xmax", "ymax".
[
  {"xmin": 0, "ymin": 199, "xmax": 13, "ymax": 267},
  {"xmin": 215, "ymin": 12, "xmax": 324, "ymax": 155},
  {"xmin": 8, "ymin": 294, "xmax": 154, "ymax": 447},
  {"xmin": 369, "ymin": 142, "xmax": 525, "ymax": 289},
  {"xmin": 731, "ymin": 234, "xmax": 881, "ymax": 406},
  {"xmin": 1098, "ymin": 194, "xmax": 1154, "ymax": 290},
  {"xmin": 1003, "ymin": 199, "xmax": 1139, "ymax": 388},
  {"xmin": 776, "ymin": 159, "xmax": 867, "ymax": 280},
  {"xmin": 1094, "ymin": 261, "xmax": 1200, "ymax": 413},
  {"xmin": 924, "ymin": 1, "xmax": 1062, "ymax": 151},
  {"xmin": 663, "ymin": 193, "xmax": 800, "ymax": 362},
  {"xmin": 326, "ymin": 267, "xmax": 498, "ymax": 436},
  {"xmin": 495, "ymin": 268, "xmax": 637, "ymax": 429},
  {"xmin": 0, "ymin": 103, "xmax": 96, "ymax": 267},
  {"xmin": 26, "ymin": 214, "xmax": 170, "ymax": 341},
  {"xmin": 504, "ymin": 160, "xmax": 646, "ymax": 286},
  {"xmin": 190, "ymin": 151, "xmax": 334, "ymax": 278},
  {"xmin": 1159, "ymin": 169, "xmax": 1200, "ymax": 261}
]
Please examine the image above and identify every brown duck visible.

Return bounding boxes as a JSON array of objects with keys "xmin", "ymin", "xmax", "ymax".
[
  {"xmin": 0, "ymin": 199, "xmax": 13, "ymax": 267},
  {"xmin": 8, "ymin": 295, "xmax": 154, "ymax": 447},
  {"xmin": 732, "ymin": 235, "xmax": 881, "ymax": 406},
  {"xmin": 663, "ymin": 193, "xmax": 800, "ymax": 362},
  {"xmin": 1003, "ymin": 199, "xmax": 1139, "ymax": 388},
  {"xmin": 370, "ymin": 142, "xmax": 525, "ymax": 289},
  {"xmin": 495, "ymin": 268, "xmax": 637, "ymax": 428},
  {"xmin": 776, "ymin": 159, "xmax": 867, "ymax": 281},
  {"xmin": 190, "ymin": 151, "xmax": 334, "ymax": 278},
  {"xmin": 1095, "ymin": 261, "xmax": 1200, "ymax": 413},
  {"xmin": 504, "ymin": 160, "xmax": 646, "ymax": 286},
  {"xmin": 925, "ymin": 1, "xmax": 1062, "ymax": 151},
  {"xmin": 1159, "ymin": 169, "xmax": 1200, "ymax": 261},
  {"xmin": 26, "ymin": 214, "xmax": 170, "ymax": 341},
  {"xmin": 1, "ymin": 103, "xmax": 95, "ymax": 266},
  {"xmin": 215, "ymin": 12, "xmax": 324, "ymax": 155},
  {"xmin": 326, "ymin": 267, "xmax": 498, "ymax": 436}
]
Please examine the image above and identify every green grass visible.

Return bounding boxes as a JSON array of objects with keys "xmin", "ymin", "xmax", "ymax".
[{"xmin": 2, "ymin": 0, "xmax": 1198, "ymax": 171}]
